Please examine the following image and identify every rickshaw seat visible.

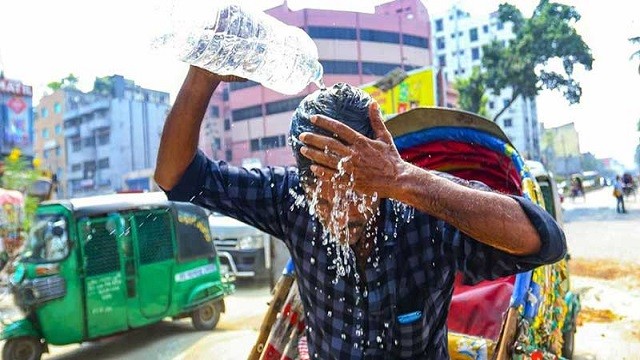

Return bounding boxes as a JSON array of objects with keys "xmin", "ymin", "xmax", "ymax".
[{"xmin": 447, "ymin": 273, "xmax": 515, "ymax": 340}]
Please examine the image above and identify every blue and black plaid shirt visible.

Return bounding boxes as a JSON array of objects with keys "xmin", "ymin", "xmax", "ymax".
[{"xmin": 166, "ymin": 152, "xmax": 566, "ymax": 359}]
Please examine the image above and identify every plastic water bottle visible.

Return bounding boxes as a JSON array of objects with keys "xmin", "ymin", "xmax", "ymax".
[{"xmin": 153, "ymin": 1, "xmax": 325, "ymax": 95}]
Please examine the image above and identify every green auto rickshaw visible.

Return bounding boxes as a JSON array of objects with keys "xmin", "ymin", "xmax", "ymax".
[{"xmin": 1, "ymin": 192, "xmax": 235, "ymax": 360}]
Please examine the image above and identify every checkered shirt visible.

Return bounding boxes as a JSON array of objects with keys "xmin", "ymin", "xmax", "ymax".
[{"xmin": 166, "ymin": 152, "xmax": 566, "ymax": 360}]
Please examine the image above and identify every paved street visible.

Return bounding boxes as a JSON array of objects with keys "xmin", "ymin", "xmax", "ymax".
[
  {"xmin": 0, "ymin": 186, "xmax": 638, "ymax": 359},
  {"xmin": 561, "ymin": 187, "xmax": 640, "ymax": 360}
]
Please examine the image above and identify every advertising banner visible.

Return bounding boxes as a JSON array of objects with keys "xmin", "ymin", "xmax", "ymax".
[{"xmin": 361, "ymin": 67, "xmax": 437, "ymax": 118}]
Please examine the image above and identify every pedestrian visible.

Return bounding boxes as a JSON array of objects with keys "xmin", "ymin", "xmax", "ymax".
[
  {"xmin": 613, "ymin": 175, "xmax": 626, "ymax": 213},
  {"xmin": 154, "ymin": 66, "xmax": 566, "ymax": 359}
]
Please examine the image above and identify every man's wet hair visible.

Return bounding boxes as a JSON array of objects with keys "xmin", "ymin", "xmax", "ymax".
[{"xmin": 289, "ymin": 83, "xmax": 374, "ymax": 185}]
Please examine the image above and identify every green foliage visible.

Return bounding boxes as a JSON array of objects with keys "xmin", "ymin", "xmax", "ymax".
[
  {"xmin": 454, "ymin": 67, "xmax": 489, "ymax": 117},
  {"xmin": 2, "ymin": 150, "xmax": 41, "ymax": 232},
  {"xmin": 47, "ymin": 73, "xmax": 79, "ymax": 92},
  {"xmin": 482, "ymin": 0, "xmax": 594, "ymax": 121},
  {"xmin": 93, "ymin": 76, "xmax": 113, "ymax": 96}
]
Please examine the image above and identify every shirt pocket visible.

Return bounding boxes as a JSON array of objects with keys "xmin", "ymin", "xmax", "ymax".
[{"xmin": 390, "ymin": 314, "xmax": 428, "ymax": 358}]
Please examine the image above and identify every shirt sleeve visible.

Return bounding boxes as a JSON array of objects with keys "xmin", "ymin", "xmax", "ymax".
[
  {"xmin": 447, "ymin": 195, "xmax": 567, "ymax": 285},
  {"xmin": 163, "ymin": 150, "xmax": 294, "ymax": 240}
]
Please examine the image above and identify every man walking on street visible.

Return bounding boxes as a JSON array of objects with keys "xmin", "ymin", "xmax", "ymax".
[{"xmin": 154, "ymin": 66, "xmax": 566, "ymax": 359}]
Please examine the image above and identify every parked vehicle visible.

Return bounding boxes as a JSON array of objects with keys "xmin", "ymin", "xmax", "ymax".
[
  {"xmin": 1, "ymin": 192, "xmax": 235, "ymax": 360},
  {"xmin": 209, "ymin": 212, "xmax": 272, "ymax": 281},
  {"xmin": 250, "ymin": 108, "xmax": 580, "ymax": 360}
]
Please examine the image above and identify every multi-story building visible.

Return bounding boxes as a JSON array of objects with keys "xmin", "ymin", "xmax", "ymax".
[
  {"xmin": 0, "ymin": 76, "xmax": 33, "ymax": 157},
  {"xmin": 200, "ymin": 0, "xmax": 433, "ymax": 167},
  {"xmin": 64, "ymin": 75, "xmax": 169, "ymax": 197},
  {"xmin": 34, "ymin": 89, "xmax": 69, "ymax": 197},
  {"xmin": 541, "ymin": 122, "xmax": 581, "ymax": 177},
  {"xmin": 431, "ymin": 6, "xmax": 541, "ymax": 160}
]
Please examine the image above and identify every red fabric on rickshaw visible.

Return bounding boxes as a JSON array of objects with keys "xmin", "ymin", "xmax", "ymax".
[
  {"xmin": 447, "ymin": 273, "xmax": 515, "ymax": 340},
  {"xmin": 399, "ymin": 140, "xmax": 522, "ymax": 195},
  {"xmin": 399, "ymin": 140, "xmax": 521, "ymax": 340}
]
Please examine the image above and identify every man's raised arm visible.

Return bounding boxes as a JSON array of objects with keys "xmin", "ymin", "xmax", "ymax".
[{"xmin": 154, "ymin": 66, "xmax": 240, "ymax": 190}]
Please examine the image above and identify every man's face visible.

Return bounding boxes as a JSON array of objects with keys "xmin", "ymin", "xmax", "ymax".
[{"xmin": 304, "ymin": 180, "xmax": 379, "ymax": 245}]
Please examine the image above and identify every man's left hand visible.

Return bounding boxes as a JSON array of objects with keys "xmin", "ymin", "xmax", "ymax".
[{"xmin": 299, "ymin": 102, "xmax": 406, "ymax": 199}]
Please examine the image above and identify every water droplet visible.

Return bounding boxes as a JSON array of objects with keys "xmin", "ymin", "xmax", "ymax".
[
  {"xmin": 376, "ymin": 336, "xmax": 382, "ymax": 343},
  {"xmin": 327, "ymin": 310, "xmax": 332, "ymax": 317},
  {"xmin": 310, "ymin": 257, "xmax": 316, "ymax": 265},
  {"xmin": 341, "ymin": 333, "xmax": 346, "ymax": 340}
]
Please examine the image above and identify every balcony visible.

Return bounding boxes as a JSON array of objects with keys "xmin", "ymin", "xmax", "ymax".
[
  {"xmin": 64, "ymin": 126, "xmax": 79, "ymax": 138},
  {"xmin": 87, "ymin": 115, "xmax": 111, "ymax": 132},
  {"xmin": 63, "ymin": 99, "xmax": 111, "ymax": 121}
]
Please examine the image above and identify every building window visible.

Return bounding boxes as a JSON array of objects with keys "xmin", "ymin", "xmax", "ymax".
[
  {"xmin": 41, "ymin": 108, "xmax": 49, "ymax": 118},
  {"xmin": 403, "ymin": 34, "xmax": 429, "ymax": 49},
  {"xmin": 362, "ymin": 62, "xmax": 404, "ymax": 76},
  {"xmin": 320, "ymin": 60, "xmax": 359, "ymax": 75},
  {"xmin": 224, "ymin": 118, "xmax": 231, "ymax": 131},
  {"xmin": 266, "ymin": 97, "xmax": 305, "ymax": 115},
  {"xmin": 97, "ymin": 129, "xmax": 110, "ymax": 145},
  {"xmin": 71, "ymin": 138, "xmax": 81, "ymax": 152},
  {"xmin": 71, "ymin": 163, "xmax": 82, "ymax": 172},
  {"xmin": 55, "ymin": 147, "xmax": 61, "ymax": 156},
  {"xmin": 54, "ymin": 102, "xmax": 62, "ymax": 114},
  {"xmin": 83, "ymin": 137, "xmax": 95, "ymax": 147},
  {"xmin": 209, "ymin": 106, "xmax": 220, "ymax": 118},
  {"xmin": 42, "ymin": 128, "xmax": 49, "ymax": 139},
  {"xmin": 213, "ymin": 138, "xmax": 221, "ymax": 150},
  {"xmin": 503, "ymin": 99, "xmax": 510, "ymax": 108},
  {"xmin": 307, "ymin": 26, "xmax": 357, "ymax": 40},
  {"xmin": 98, "ymin": 158, "xmax": 110, "ymax": 169},
  {"xmin": 438, "ymin": 55, "xmax": 446, "ymax": 67},
  {"xmin": 250, "ymin": 139, "xmax": 260, "ymax": 152},
  {"xmin": 497, "ymin": 21, "xmax": 504, "ymax": 30},
  {"xmin": 232, "ymin": 105, "xmax": 263, "ymax": 122},
  {"xmin": 503, "ymin": 118, "xmax": 513, "ymax": 127},
  {"xmin": 471, "ymin": 47, "xmax": 480, "ymax": 60},
  {"xmin": 225, "ymin": 149, "xmax": 232, "ymax": 162},
  {"xmin": 483, "ymin": 25, "xmax": 489, "ymax": 33},
  {"xmin": 230, "ymin": 80, "xmax": 259, "ymax": 91},
  {"xmin": 360, "ymin": 29, "xmax": 400, "ymax": 44},
  {"xmin": 469, "ymin": 28, "xmax": 478, "ymax": 42},
  {"xmin": 435, "ymin": 19, "xmax": 444, "ymax": 32},
  {"xmin": 55, "ymin": 125, "xmax": 62, "ymax": 134},
  {"xmin": 436, "ymin": 37, "xmax": 446, "ymax": 50},
  {"xmin": 489, "ymin": 101, "xmax": 494, "ymax": 109},
  {"xmin": 43, "ymin": 149, "xmax": 49, "ymax": 159},
  {"xmin": 250, "ymin": 135, "xmax": 288, "ymax": 152},
  {"xmin": 222, "ymin": 88, "xmax": 229, "ymax": 102}
]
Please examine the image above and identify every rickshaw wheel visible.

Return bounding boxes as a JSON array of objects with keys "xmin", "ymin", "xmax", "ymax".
[
  {"xmin": 2, "ymin": 337, "xmax": 43, "ymax": 360},
  {"xmin": 191, "ymin": 301, "xmax": 221, "ymax": 331}
]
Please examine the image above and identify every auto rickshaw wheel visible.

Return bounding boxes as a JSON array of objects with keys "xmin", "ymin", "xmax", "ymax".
[
  {"xmin": 191, "ymin": 301, "xmax": 221, "ymax": 331},
  {"xmin": 2, "ymin": 337, "xmax": 43, "ymax": 360}
]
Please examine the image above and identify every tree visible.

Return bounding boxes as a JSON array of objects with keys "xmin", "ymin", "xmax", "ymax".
[
  {"xmin": 630, "ymin": 36, "xmax": 640, "ymax": 74},
  {"xmin": 454, "ymin": 67, "xmax": 489, "ymax": 117},
  {"xmin": 47, "ymin": 73, "xmax": 79, "ymax": 92},
  {"xmin": 482, "ymin": 0, "xmax": 594, "ymax": 121},
  {"xmin": 1, "ymin": 149, "xmax": 41, "ymax": 232}
]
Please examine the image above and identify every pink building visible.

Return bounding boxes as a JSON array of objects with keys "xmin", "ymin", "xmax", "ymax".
[{"xmin": 199, "ymin": 0, "xmax": 433, "ymax": 167}]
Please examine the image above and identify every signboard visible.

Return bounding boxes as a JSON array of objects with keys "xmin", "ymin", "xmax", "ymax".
[
  {"xmin": 0, "ymin": 79, "xmax": 33, "ymax": 97},
  {"xmin": 361, "ymin": 67, "xmax": 437, "ymax": 118}
]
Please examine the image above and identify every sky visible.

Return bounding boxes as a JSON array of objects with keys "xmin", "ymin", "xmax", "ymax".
[{"xmin": 1, "ymin": 0, "xmax": 639, "ymax": 168}]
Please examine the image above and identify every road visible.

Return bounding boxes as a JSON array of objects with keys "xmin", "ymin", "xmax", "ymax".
[
  {"xmin": 562, "ymin": 187, "xmax": 640, "ymax": 360},
  {"xmin": 1, "ymin": 186, "xmax": 638, "ymax": 359}
]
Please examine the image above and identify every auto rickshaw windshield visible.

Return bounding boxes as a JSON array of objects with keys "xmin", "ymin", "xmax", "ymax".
[{"xmin": 22, "ymin": 215, "xmax": 69, "ymax": 263}]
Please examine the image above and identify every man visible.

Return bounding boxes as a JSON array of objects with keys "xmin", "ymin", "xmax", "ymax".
[{"xmin": 155, "ymin": 66, "xmax": 566, "ymax": 359}]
